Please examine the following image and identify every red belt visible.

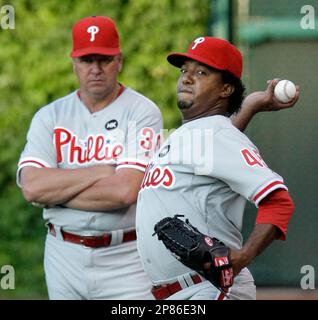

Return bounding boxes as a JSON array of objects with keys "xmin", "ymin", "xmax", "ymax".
[
  {"xmin": 48, "ymin": 223, "xmax": 136, "ymax": 248},
  {"xmin": 151, "ymin": 274, "xmax": 203, "ymax": 300}
]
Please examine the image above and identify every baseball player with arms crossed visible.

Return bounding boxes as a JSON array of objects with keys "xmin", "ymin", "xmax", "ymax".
[
  {"xmin": 17, "ymin": 16, "xmax": 163, "ymax": 300},
  {"xmin": 136, "ymin": 37, "xmax": 299, "ymax": 300}
]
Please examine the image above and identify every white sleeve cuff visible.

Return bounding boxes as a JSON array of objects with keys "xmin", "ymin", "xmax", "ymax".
[
  {"xmin": 116, "ymin": 158, "xmax": 148, "ymax": 172},
  {"xmin": 16, "ymin": 157, "xmax": 51, "ymax": 187},
  {"xmin": 252, "ymin": 180, "xmax": 288, "ymax": 207}
]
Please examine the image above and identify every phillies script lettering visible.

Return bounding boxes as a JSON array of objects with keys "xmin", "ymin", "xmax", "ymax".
[
  {"xmin": 140, "ymin": 164, "xmax": 175, "ymax": 190},
  {"xmin": 54, "ymin": 127, "xmax": 123, "ymax": 164}
]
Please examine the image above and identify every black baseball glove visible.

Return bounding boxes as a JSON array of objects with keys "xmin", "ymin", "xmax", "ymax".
[{"xmin": 153, "ymin": 215, "xmax": 234, "ymax": 292}]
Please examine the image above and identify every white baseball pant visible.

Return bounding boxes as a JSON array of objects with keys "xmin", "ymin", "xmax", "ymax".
[{"xmin": 44, "ymin": 232, "xmax": 153, "ymax": 300}]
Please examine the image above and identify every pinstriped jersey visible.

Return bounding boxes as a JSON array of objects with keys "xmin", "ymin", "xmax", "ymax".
[
  {"xmin": 17, "ymin": 87, "xmax": 162, "ymax": 233},
  {"xmin": 136, "ymin": 115, "xmax": 287, "ymax": 283}
]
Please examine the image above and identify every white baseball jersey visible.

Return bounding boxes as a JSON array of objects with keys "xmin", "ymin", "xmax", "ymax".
[
  {"xmin": 17, "ymin": 87, "xmax": 162, "ymax": 234},
  {"xmin": 136, "ymin": 115, "xmax": 287, "ymax": 283}
]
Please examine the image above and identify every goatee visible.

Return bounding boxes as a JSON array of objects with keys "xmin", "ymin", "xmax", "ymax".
[{"xmin": 177, "ymin": 99, "xmax": 193, "ymax": 110}]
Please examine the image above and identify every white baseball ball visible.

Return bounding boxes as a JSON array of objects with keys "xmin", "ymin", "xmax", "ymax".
[{"xmin": 274, "ymin": 80, "xmax": 297, "ymax": 103}]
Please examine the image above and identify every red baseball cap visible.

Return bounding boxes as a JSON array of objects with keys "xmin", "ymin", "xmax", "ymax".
[
  {"xmin": 70, "ymin": 16, "xmax": 121, "ymax": 58},
  {"xmin": 167, "ymin": 36, "xmax": 243, "ymax": 79}
]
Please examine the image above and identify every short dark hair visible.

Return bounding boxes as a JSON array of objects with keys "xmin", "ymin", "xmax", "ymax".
[{"xmin": 220, "ymin": 70, "xmax": 246, "ymax": 116}]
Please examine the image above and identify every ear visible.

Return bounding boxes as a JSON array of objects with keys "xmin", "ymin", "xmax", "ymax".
[
  {"xmin": 220, "ymin": 84, "xmax": 235, "ymax": 98},
  {"xmin": 117, "ymin": 54, "xmax": 123, "ymax": 72},
  {"xmin": 71, "ymin": 58, "xmax": 76, "ymax": 73}
]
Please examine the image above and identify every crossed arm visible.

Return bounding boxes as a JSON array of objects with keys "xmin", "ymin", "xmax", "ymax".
[
  {"xmin": 20, "ymin": 165, "xmax": 144, "ymax": 211},
  {"xmin": 64, "ymin": 168, "xmax": 144, "ymax": 211}
]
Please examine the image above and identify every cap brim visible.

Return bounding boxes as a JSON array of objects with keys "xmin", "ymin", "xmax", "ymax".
[
  {"xmin": 70, "ymin": 47, "xmax": 121, "ymax": 58},
  {"xmin": 167, "ymin": 52, "xmax": 225, "ymax": 72}
]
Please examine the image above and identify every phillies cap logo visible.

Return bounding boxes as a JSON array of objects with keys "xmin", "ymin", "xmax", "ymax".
[
  {"xmin": 87, "ymin": 25, "xmax": 99, "ymax": 42},
  {"xmin": 191, "ymin": 37, "xmax": 205, "ymax": 50}
]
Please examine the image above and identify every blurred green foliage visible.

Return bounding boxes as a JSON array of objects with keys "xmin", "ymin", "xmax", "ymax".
[{"xmin": 0, "ymin": 0, "xmax": 209, "ymax": 298}]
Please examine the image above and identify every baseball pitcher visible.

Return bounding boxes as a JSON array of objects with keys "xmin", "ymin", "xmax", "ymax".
[{"xmin": 136, "ymin": 37, "xmax": 297, "ymax": 300}]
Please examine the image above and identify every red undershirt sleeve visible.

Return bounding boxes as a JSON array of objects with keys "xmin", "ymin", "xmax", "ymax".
[{"xmin": 256, "ymin": 189, "xmax": 295, "ymax": 240}]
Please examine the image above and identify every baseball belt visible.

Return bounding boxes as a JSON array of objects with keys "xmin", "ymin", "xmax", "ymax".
[
  {"xmin": 48, "ymin": 223, "xmax": 136, "ymax": 248},
  {"xmin": 151, "ymin": 274, "xmax": 203, "ymax": 300}
]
